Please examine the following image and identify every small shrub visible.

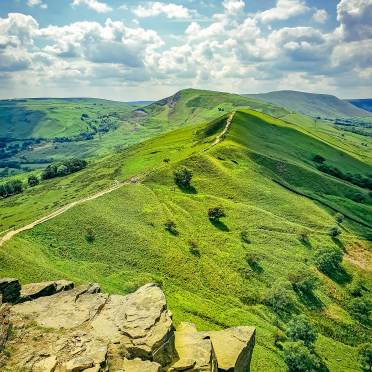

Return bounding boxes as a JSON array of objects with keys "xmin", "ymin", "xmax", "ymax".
[
  {"xmin": 174, "ymin": 167, "xmax": 193, "ymax": 188},
  {"xmin": 358, "ymin": 343, "xmax": 372, "ymax": 371},
  {"xmin": 27, "ymin": 175, "xmax": 39, "ymax": 187},
  {"xmin": 286, "ymin": 315, "xmax": 317, "ymax": 347},
  {"xmin": 335, "ymin": 213, "xmax": 344, "ymax": 224},
  {"xmin": 246, "ymin": 253, "xmax": 262, "ymax": 272},
  {"xmin": 208, "ymin": 207, "xmax": 226, "ymax": 221},
  {"xmin": 328, "ymin": 226, "xmax": 342, "ymax": 237},
  {"xmin": 264, "ymin": 284, "xmax": 295, "ymax": 313},
  {"xmin": 288, "ymin": 269, "xmax": 318, "ymax": 294},
  {"xmin": 85, "ymin": 228, "xmax": 95, "ymax": 243},
  {"xmin": 164, "ymin": 220, "xmax": 178, "ymax": 235},
  {"xmin": 348, "ymin": 278, "xmax": 364, "ymax": 297},
  {"xmin": 349, "ymin": 298, "xmax": 372, "ymax": 323},
  {"xmin": 240, "ymin": 230, "xmax": 251, "ymax": 244},
  {"xmin": 273, "ymin": 329, "xmax": 286, "ymax": 347},
  {"xmin": 312, "ymin": 154, "xmax": 325, "ymax": 164},
  {"xmin": 298, "ymin": 231, "xmax": 310, "ymax": 245},
  {"xmin": 163, "ymin": 158, "xmax": 170, "ymax": 163},
  {"xmin": 314, "ymin": 247, "xmax": 343, "ymax": 274},
  {"xmin": 284, "ymin": 341, "xmax": 319, "ymax": 372},
  {"xmin": 188, "ymin": 240, "xmax": 201, "ymax": 257}
]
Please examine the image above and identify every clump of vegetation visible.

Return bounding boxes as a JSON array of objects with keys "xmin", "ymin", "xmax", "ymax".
[
  {"xmin": 273, "ymin": 328, "xmax": 286, "ymax": 347},
  {"xmin": 348, "ymin": 277, "xmax": 365, "ymax": 297},
  {"xmin": 208, "ymin": 207, "xmax": 226, "ymax": 221},
  {"xmin": 286, "ymin": 315, "xmax": 317, "ymax": 347},
  {"xmin": 335, "ymin": 213, "xmax": 344, "ymax": 224},
  {"xmin": 358, "ymin": 343, "xmax": 372, "ymax": 371},
  {"xmin": 27, "ymin": 175, "xmax": 39, "ymax": 187},
  {"xmin": 164, "ymin": 220, "xmax": 178, "ymax": 235},
  {"xmin": 41, "ymin": 158, "xmax": 87, "ymax": 180},
  {"xmin": 174, "ymin": 167, "xmax": 193, "ymax": 188},
  {"xmin": 349, "ymin": 298, "xmax": 372, "ymax": 323},
  {"xmin": 163, "ymin": 158, "xmax": 170, "ymax": 163},
  {"xmin": 284, "ymin": 341, "xmax": 320, "ymax": 372},
  {"xmin": 312, "ymin": 154, "xmax": 325, "ymax": 164},
  {"xmin": 298, "ymin": 230, "xmax": 310, "ymax": 245},
  {"xmin": 85, "ymin": 228, "xmax": 95, "ymax": 243},
  {"xmin": 328, "ymin": 226, "xmax": 342, "ymax": 237},
  {"xmin": 240, "ymin": 230, "xmax": 251, "ymax": 244},
  {"xmin": 314, "ymin": 247, "xmax": 343, "ymax": 274},
  {"xmin": 246, "ymin": 253, "xmax": 262, "ymax": 273},
  {"xmin": 0, "ymin": 179, "xmax": 23, "ymax": 198},
  {"xmin": 264, "ymin": 284, "xmax": 295, "ymax": 314},
  {"xmin": 288, "ymin": 269, "xmax": 319, "ymax": 294},
  {"xmin": 188, "ymin": 240, "xmax": 201, "ymax": 257}
]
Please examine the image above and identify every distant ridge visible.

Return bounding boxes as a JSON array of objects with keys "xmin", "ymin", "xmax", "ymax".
[
  {"xmin": 347, "ymin": 99, "xmax": 372, "ymax": 113},
  {"xmin": 244, "ymin": 90, "xmax": 371, "ymax": 118}
]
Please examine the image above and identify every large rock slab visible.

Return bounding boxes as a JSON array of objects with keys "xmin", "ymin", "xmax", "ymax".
[
  {"xmin": 20, "ymin": 280, "xmax": 74, "ymax": 302},
  {"xmin": 123, "ymin": 358, "xmax": 161, "ymax": 371},
  {"xmin": 205, "ymin": 327, "xmax": 256, "ymax": 372},
  {"xmin": 92, "ymin": 283, "xmax": 175, "ymax": 366},
  {"xmin": 170, "ymin": 322, "xmax": 217, "ymax": 371},
  {"xmin": 0, "ymin": 278, "xmax": 21, "ymax": 303}
]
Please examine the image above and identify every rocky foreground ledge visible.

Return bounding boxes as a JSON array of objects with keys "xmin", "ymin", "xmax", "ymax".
[{"xmin": 0, "ymin": 278, "xmax": 255, "ymax": 371}]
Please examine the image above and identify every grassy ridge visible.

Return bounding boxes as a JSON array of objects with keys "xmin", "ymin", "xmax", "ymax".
[{"xmin": 0, "ymin": 109, "xmax": 371, "ymax": 371}]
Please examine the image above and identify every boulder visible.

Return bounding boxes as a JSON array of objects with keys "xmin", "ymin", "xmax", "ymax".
[
  {"xmin": 170, "ymin": 322, "xmax": 217, "ymax": 371},
  {"xmin": 92, "ymin": 283, "xmax": 174, "ymax": 366},
  {"xmin": 205, "ymin": 327, "xmax": 256, "ymax": 372},
  {"xmin": 0, "ymin": 278, "xmax": 21, "ymax": 303},
  {"xmin": 20, "ymin": 280, "xmax": 74, "ymax": 302},
  {"xmin": 33, "ymin": 355, "xmax": 58, "ymax": 372},
  {"xmin": 65, "ymin": 356, "xmax": 94, "ymax": 371},
  {"xmin": 123, "ymin": 358, "xmax": 162, "ymax": 372}
]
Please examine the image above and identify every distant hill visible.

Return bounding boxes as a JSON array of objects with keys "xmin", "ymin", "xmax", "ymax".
[
  {"xmin": 347, "ymin": 99, "xmax": 372, "ymax": 112},
  {"xmin": 244, "ymin": 90, "xmax": 371, "ymax": 118}
]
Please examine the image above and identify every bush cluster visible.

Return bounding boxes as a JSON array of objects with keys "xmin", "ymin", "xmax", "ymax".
[
  {"xmin": 41, "ymin": 158, "xmax": 87, "ymax": 180},
  {"xmin": 0, "ymin": 179, "xmax": 23, "ymax": 198},
  {"xmin": 174, "ymin": 167, "xmax": 193, "ymax": 188},
  {"xmin": 314, "ymin": 247, "xmax": 343, "ymax": 274}
]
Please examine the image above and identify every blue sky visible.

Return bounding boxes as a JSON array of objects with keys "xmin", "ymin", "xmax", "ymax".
[{"xmin": 0, "ymin": 0, "xmax": 371, "ymax": 100}]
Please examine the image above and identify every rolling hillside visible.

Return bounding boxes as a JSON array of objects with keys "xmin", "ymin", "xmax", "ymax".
[
  {"xmin": 0, "ymin": 109, "xmax": 371, "ymax": 371},
  {"xmin": 348, "ymin": 99, "xmax": 372, "ymax": 113},
  {"xmin": 245, "ymin": 90, "xmax": 371, "ymax": 118}
]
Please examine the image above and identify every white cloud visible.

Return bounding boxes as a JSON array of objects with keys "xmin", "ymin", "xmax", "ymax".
[
  {"xmin": 72, "ymin": 0, "xmax": 112, "ymax": 13},
  {"xmin": 132, "ymin": 2, "xmax": 194, "ymax": 19},
  {"xmin": 336, "ymin": 0, "xmax": 372, "ymax": 41},
  {"xmin": 312, "ymin": 9, "xmax": 328, "ymax": 24},
  {"xmin": 256, "ymin": 0, "xmax": 309, "ymax": 23},
  {"xmin": 222, "ymin": 0, "xmax": 245, "ymax": 14}
]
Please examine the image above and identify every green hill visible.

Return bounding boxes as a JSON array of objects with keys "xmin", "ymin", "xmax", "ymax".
[
  {"xmin": 0, "ymin": 108, "xmax": 371, "ymax": 371},
  {"xmin": 245, "ymin": 90, "xmax": 371, "ymax": 118}
]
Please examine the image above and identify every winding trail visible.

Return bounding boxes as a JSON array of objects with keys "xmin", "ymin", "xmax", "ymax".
[
  {"xmin": 0, "ymin": 114, "xmax": 234, "ymax": 248},
  {"xmin": 0, "ymin": 177, "xmax": 140, "ymax": 247}
]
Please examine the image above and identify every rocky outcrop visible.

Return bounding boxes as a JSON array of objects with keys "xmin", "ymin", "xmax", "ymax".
[{"xmin": 0, "ymin": 278, "xmax": 255, "ymax": 371}]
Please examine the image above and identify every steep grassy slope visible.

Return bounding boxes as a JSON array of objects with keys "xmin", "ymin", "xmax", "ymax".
[
  {"xmin": 0, "ymin": 110, "xmax": 371, "ymax": 371},
  {"xmin": 348, "ymin": 99, "xmax": 372, "ymax": 113},
  {"xmin": 245, "ymin": 90, "xmax": 370, "ymax": 118}
]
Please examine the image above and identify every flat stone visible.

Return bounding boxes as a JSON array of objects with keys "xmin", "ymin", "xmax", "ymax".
[
  {"xmin": 65, "ymin": 356, "xmax": 94, "ymax": 372},
  {"xmin": 20, "ymin": 280, "xmax": 74, "ymax": 302},
  {"xmin": 0, "ymin": 278, "xmax": 21, "ymax": 303},
  {"xmin": 123, "ymin": 358, "xmax": 161, "ymax": 372},
  {"xmin": 170, "ymin": 322, "xmax": 217, "ymax": 372},
  {"xmin": 33, "ymin": 355, "xmax": 58, "ymax": 372},
  {"xmin": 205, "ymin": 326, "xmax": 256, "ymax": 372}
]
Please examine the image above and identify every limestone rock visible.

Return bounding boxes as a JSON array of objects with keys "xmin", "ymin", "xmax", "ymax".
[
  {"xmin": 20, "ymin": 280, "xmax": 74, "ymax": 302},
  {"xmin": 205, "ymin": 327, "xmax": 256, "ymax": 372},
  {"xmin": 11, "ymin": 283, "xmax": 108, "ymax": 329},
  {"xmin": 0, "ymin": 278, "xmax": 21, "ymax": 303},
  {"xmin": 170, "ymin": 322, "xmax": 217, "ymax": 372},
  {"xmin": 92, "ymin": 283, "xmax": 174, "ymax": 366},
  {"xmin": 65, "ymin": 355, "xmax": 94, "ymax": 371},
  {"xmin": 123, "ymin": 358, "xmax": 162, "ymax": 372},
  {"xmin": 33, "ymin": 355, "xmax": 58, "ymax": 372}
]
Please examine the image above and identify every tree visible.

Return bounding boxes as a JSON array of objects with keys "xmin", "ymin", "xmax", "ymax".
[
  {"xmin": 288, "ymin": 269, "xmax": 318, "ymax": 294},
  {"xmin": 264, "ymin": 284, "xmax": 295, "ymax": 313},
  {"xmin": 208, "ymin": 207, "xmax": 226, "ymax": 221},
  {"xmin": 358, "ymin": 343, "xmax": 372, "ymax": 371},
  {"xmin": 313, "ymin": 155, "xmax": 325, "ymax": 164},
  {"xmin": 328, "ymin": 226, "xmax": 342, "ymax": 237},
  {"xmin": 28, "ymin": 175, "xmax": 39, "ymax": 187},
  {"xmin": 174, "ymin": 167, "xmax": 193, "ymax": 188},
  {"xmin": 164, "ymin": 220, "xmax": 178, "ymax": 235},
  {"xmin": 85, "ymin": 228, "xmax": 95, "ymax": 243},
  {"xmin": 284, "ymin": 341, "xmax": 319, "ymax": 372},
  {"xmin": 0, "ymin": 179, "xmax": 23, "ymax": 198},
  {"xmin": 286, "ymin": 315, "xmax": 317, "ymax": 347},
  {"xmin": 349, "ymin": 298, "xmax": 372, "ymax": 323},
  {"xmin": 314, "ymin": 247, "xmax": 343, "ymax": 274}
]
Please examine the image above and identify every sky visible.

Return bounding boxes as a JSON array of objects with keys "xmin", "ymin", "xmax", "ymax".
[{"xmin": 0, "ymin": 0, "xmax": 371, "ymax": 100}]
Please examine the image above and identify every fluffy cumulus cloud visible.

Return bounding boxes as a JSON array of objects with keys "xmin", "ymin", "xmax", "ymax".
[
  {"xmin": 27, "ymin": 0, "xmax": 48, "ymax": 9},
  {"xmin": 72, "ymin": 0, "xmax": 112, "ymax": 13},
  {"xmin": 132, "ymin": 2, "xmax": 194, "ymax": 19},
  {"xmin": 1, "ymin": 0, "xmax": 372, "ymax": 99},
  {"xmin": 256, "ymin": 0, "xmax": 309, "ymax": 23}
]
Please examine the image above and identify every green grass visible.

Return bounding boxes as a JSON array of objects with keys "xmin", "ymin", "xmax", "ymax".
[{"xmin": 0, "ymin": 108, "xmax": 371, "ymax": 371}]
